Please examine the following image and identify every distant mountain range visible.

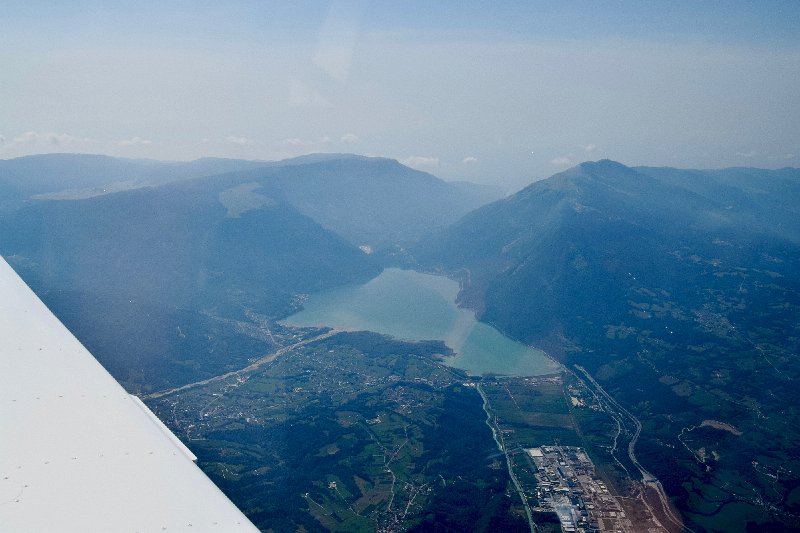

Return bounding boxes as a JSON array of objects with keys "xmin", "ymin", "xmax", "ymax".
[
  {"xmin": 0, "ymin": 153, "xmax": 503, "ymax": 245},
  {"xmin": 0, "ymin": 153, "xmax": 268, "ymax": 210}
]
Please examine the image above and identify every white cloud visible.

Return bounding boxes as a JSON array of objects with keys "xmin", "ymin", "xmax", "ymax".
[
  {"xmin": 1, "ymin": 131, "xmax": 97, "ymax": 151},
  {"xmin": 284, "ymin": 137, "xmax": 310, "ymax": 147},
  {"xmin": 46, "ymin": 133, "xmax": 81, "ymax": 145},
  {"xmin": 116, "ymin": 136, "xmax": 153, "ymax": 147},
  {"xmin": 13, "ymin": 131, "xmax": 40, "ymax": 144},
  {"xmin": 401, "ymin": 156, "xmax": 440, "ymax": 169},
  {"xmin": 462, "ymin": 156, "xmax": 479, "ymax": 164},
  {"xmin": 583, "ymin": 143, "xmax": 598, "ymax": 153},
  {"xmin": 340, "ymin": 133, "xmax": 359, "ymax": 144},
  {"xmin": 226, "ymin": 136, "xmax": 255, "ymax": 146},
  {"xmin": 551, "ymin": 156, "xmax": 572, "ymax": 167}
]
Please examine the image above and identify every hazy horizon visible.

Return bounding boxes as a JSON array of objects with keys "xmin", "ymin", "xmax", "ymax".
[{"xmin": 2, "ymin": 1, "xmax": 799, "ymax": 191}]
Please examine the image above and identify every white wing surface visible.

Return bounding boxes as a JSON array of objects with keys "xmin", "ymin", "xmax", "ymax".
[{"xmin": 0, "ymin": 256, "xmax": 259, "ymax": 532}]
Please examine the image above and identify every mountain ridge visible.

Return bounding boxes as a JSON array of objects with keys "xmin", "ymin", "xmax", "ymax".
[{"xmin": 1, "ymin": 152, "xmax": 504, "ymax": 245}]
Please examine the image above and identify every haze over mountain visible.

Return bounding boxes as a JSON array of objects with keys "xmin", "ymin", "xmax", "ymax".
[
  {"xmin": 0, "ymin": 177, "xmax": 377, "ymax": 391},
  {"xmin": 415, "ymin": 159, "xmax": 800, "ymax": 530},
  {"xmin": 0, "ymin": 153, "xmax": 271, "ymax": 211},
  {"xmin": 4, "ymin": 3, "xmax": 798, "ymax": 190},
  {"xmin": 239, "ymin": 156, "xmax": 503, "ymax": 246},
  {"xmin": 0, "ymin": 153, "xmax": 502, "ymax": 243}
]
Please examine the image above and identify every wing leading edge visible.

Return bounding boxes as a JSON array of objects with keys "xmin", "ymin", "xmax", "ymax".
[{"xmin": 0, "ymin": 256, "xmax": 259, "ymax": 532}]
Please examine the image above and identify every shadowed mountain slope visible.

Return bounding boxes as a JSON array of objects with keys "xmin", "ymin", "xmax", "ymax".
[
  {"xmin": 416, "ymin": 160, "xmax": 800, "ymax": 340},
  {"xmin": 0, "ymin": 176, "xmax": 379, "ymax": 391}
]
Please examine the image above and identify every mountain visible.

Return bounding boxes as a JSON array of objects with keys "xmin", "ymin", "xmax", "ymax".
[
  {"xmin": 0, "ymin": 175, "xmax": 379, "ymax": 392},
  {"xmin": 236, "ymin": 156, "xmax": 504, "ymax": 247},
  {"xmin": 416, "ymin": 160, "xmax": 800, "ymax": 338},
  {"xmin": 636, "ymin": 165, "xmax": 800, "ymax": 242},
  {"xmin": 415, "ymin": 160, "xmax": 800, "ymax": 530},
  {"xmin": 0, "ymin": 153, "xmax": 268, "ymax": 210},
  {"xmin": 0, "ymin": 152, "xmax": 504, "ymax": 392},
  {"xmin": 0, "ymin": 153, "xmax": 503, "ymax": 247}
]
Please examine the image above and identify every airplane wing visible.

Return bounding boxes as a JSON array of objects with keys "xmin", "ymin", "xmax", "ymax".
[{"xmin": 0, "ymin": 256, "xmax": 259, "ymax": 532}]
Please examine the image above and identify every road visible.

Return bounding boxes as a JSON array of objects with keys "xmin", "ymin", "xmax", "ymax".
[
  {"xmin": 574, "ymin": 365, "xmax": 690, "ymax": 533},
  {"xmin": 144, "ymin": 329, "xmax": 342, "ymax": 400},
  {"xmin": 477, "ymin": 382, "xmax": 536, "ymax": 533}
]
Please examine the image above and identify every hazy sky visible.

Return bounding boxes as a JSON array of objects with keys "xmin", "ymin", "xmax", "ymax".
[{"xmin": 2, "ymin": 1, "xmax": 799, "ymax": 191}]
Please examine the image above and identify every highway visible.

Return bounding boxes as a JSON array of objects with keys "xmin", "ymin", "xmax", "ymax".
[
  {"xmin": 476, "ymin": 382, "xmax": 536, "ymax": 533},
  {"xmin": 144, "ymin": 329, "xmax": 342, "ymax": 399},
  {"xmin": 574, "ymin": 365, "xmax": 690, "ymax": 533}
]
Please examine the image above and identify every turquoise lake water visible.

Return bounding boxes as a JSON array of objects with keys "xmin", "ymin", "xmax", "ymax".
[{"xmin": 283, "ymin": 268, "xmax": 559, "ymax": 377}]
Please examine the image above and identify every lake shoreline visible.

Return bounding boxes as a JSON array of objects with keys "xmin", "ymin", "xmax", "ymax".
[{"xmin": 283, "ymin": 268, "xmax": 560, "ymax": 377}]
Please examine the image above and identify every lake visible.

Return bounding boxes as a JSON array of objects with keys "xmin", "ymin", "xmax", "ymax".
[{"xmin": 283, "ymin": 268, "xmax": 560, "ymax": 377}]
